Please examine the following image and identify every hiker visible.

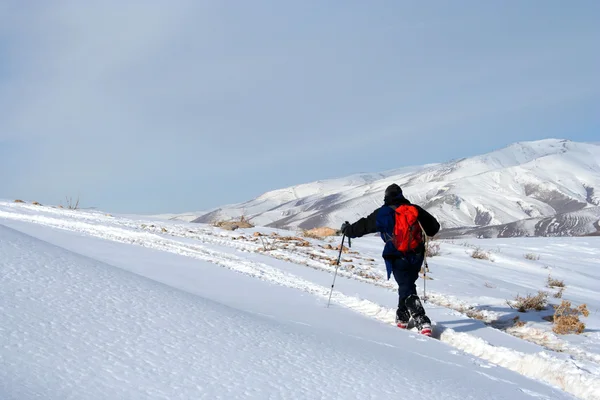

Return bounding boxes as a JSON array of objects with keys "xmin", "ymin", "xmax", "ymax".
[{"xmin": 340, "ymin": 183, "xmax": 440, "ymax": 336}]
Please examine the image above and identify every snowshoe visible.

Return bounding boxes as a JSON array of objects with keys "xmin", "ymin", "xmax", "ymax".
[{"xmin": 419, "ymin": 323, "xmax": 432, "ymax": 337}]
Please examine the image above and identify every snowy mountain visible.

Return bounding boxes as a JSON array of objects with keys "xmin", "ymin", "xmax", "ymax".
[{"xmin": 191, "ymin": 139, "xmax": 600, "ymax": 236}]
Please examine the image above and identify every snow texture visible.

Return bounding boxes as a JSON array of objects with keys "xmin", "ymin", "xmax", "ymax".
[{"xmin": 1, "ymin": 202, "xmax": 598, "ymax": 399}]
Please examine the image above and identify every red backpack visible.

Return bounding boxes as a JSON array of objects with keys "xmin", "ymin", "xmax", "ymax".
[{"xmin": 391, "ymin": 205, "xmax": 424, "ymax": 252}]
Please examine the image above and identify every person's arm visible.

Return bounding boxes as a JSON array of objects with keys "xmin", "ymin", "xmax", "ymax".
[
  {"xmin": 344, "ymin": 208, "xmax": 381, "ymax": 238},
  {"xmin": 416, "ymin": 206, "xmax": 440, "ymax": 237}
]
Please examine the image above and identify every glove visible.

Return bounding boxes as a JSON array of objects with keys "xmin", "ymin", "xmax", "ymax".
[{"xmin": 340, "ymin": 221, "xmax": 350, "ymax": 235}]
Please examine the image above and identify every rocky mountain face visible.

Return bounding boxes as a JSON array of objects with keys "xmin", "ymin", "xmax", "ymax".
[{"xmin": 190, "ymin": 139, "xmax": 600, "ymax": 238}]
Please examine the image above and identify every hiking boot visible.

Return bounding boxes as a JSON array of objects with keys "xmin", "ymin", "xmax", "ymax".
[
  {"xmin": 395, "ymin": 303, "xmax": 410, "ymax": 329},
  {"xmin": 413, "ymin": 314, "xmax": 432, "ymax": 336},
  {"xmin": 405, "ymin": 294, "xmax": 432, "ymax": 336}
]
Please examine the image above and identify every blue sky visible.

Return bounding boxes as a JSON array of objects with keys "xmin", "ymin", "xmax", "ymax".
[{"xmin": 1, "ymin": 1, "xmax": 599, "ymax": 214}]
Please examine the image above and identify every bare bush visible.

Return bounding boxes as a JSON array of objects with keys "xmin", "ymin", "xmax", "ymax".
[
  {"xmin": 258, "ymin": 235, "xmax": 276, "ymax": 251},
  {"xmin": 213, "ymin": 216, "xmax": 254, "ymax": 231},
  {"xmin": 14, "ymin": 199, "xmax": 25, "ymax": 203},
  {"xmin": 302, "ymin": 227, "xmax": 337, "ymax": 239},
  {"xmin": 64, "ymin": 196, "xmax": 80, "ymax": 210},
  {"xmin": 546, "ymin": 274, "xmax": 565, "ymax": 288},
  {"xmin": 552, "ymin": 300, "xmax": 589, "ymax": 335},
  {"xmin": 511, "ymin": 315, "xmax": 526, "ymax": 328},
  {"xmin": 426, "ymin": 241, "xmax": 441, "ymax": 257},
  {"xmin": 524, "ymin": 253, "xmax": 540, "ymax": 261},
  {"xmin": 470, "ymin": 247, "xmax": 492, "ymax": 260},
  {"xmin": 507, "ymin": 291, "xmax": 549, "ymax": 312},
  {"xmin": 553, "ymin": 287, "xmax": 565, "ymax": 299}
]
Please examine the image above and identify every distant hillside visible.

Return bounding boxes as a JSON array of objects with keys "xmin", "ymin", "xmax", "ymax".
[{"xmin": 187, "ymin": 139, "xmax": 600, "ymax": 237}]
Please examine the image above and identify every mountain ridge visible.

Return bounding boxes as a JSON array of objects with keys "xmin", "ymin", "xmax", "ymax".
[{"xmin": 189, "ymin": 139, "xmax": 600, "ymax": 237}]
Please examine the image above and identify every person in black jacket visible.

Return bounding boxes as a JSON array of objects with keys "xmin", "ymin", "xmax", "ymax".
[{"xmin": 340, "ymin": 183, "xmax": 440, "ymax": 335}]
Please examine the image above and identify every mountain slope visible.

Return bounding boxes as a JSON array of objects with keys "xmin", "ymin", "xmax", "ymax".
[
  {"xmin": 191, "ymin": 139, "xmax": 600, "ymax": 236},
  {"xmin": 1, "ymin": 212, "xmax": 583, "ymax": 399},
  {"xmin": 438, "ymin": 206, "xmax": 600, "ymax": 238}
]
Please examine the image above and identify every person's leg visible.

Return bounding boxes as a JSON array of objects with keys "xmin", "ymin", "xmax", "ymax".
[
  {"xmin": 389, "ymin": 258, "xmax": 413, "ymax": 328},
  {"xmin": 403, "ymin": 261, "xmax": 432, "ymax": 335}
]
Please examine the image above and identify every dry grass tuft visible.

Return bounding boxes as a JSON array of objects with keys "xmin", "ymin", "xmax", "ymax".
[
  {"xmin": 546, "ymin": 274, "xmax": 565, "ymax": 288},
  {"xmin": 214, "ymin": 216, "xmax": 254, "ymax": 231},
  {"xmin": 553, "ymin": 287, "xmax": 565, "ymax": 299},
  {"xmin": 454, "ymin": 305, "xmax": 486, "ymax": 321},
  {"xmin": 552, "ymin": 300, "xmax": 589, "ymax": 335},
  {"xmin": 302, "ymin": 227, "xmax": 337, "ymax": 239},
  {"xmin": 484, "ymin": 282, "xmax": 496, "ymax": 289},
  {"xmin": 355, "ymin": 270, "xmax": 378, "ymax": 280},
  {"xmin": 63, "ymin": 196, "xmax": 80, "ymax": 210},
  {"xmin": 512, "ymin": 315, "xmax": 526, "ymax": 328},
  {"xmin": 32, "ymin": 201, "xmax": 42, "ymax": 206},
  {"xmin": 278, "ymin": 236, "xmax": 311, "ymax": 247},
  {"xmin": 507, "ymin": 291, "xmax": 549, "ymax": 312},
  {"xmin": 471, "ymin": 247, "xmax": 492, "ymax": 260},
  {"xmin": 334, "ymin": 244, "xmax": 351, "ymax": 254},
  {"xmin": 524, "ymin": 253, "xmax": 540, "ymax": 261},
  {"xmin": 14, "ymin": 199, "xmax": 25, "ymax": 203}
]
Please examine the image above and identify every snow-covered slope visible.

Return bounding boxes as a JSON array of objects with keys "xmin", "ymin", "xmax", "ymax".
[
  {"xmin": 2, "ymin": 203, "xmax": 591, "ymax": 399},
  {"xmin": 1, "ymin": 201, "xmax": 599, "ymax": 399},
  {"xmin": 191, "ymin": 139, "xmax": 600, "ymax": 236}
]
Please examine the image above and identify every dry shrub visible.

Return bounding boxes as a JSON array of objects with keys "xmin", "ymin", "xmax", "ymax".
[
  {"xmin": 32, "ymin": 201, "xmax": 42, "ymax": 206},
  {"xmin": 471, "ymin": 247, "xmax": 492, "ymax": 260},
  {"xmin": 64, "ymin": 196, "xmax": 80, "ymax": 210},
  {"xmin": 14, "ymin": 199, "xmax": 25, "ymax": 203},
  {"xmin": 546, "ymin": 274, "xmax": 565, "ymax": 288},
  {"xmin": 455, "ymin": 305, "xmax": 485, "ymax": 321},
  {"xmin": 355, "ymin": 270, "xmax": 378, "ymax": 280},
  {"xmin": 278, "ymin": 236, "xmax": 310, "ymax": 247},
  {"xmin": 426, "ymin": 241, "xmax": 441, "ymax": 257},
  {"xmin": 553, "ymin": 287, "xmax": 565, "ymax": 299},
  {"xmin": 484, "ymin": 282, "xmax": 496, "ymax": 289},
  {"xmin": 466, "ymin": 309, "xmax": 485, "ymax": 321},
  {"xmin": 524, "ymin": 253, "xmax": 540, "ymax": 261},
  {"xmin": 214, "ymin": 216, "xmax": 254, "ymax": 231},
  {"xmin": 552, "ymin": 300, "xmax": 589, "ymax": 335},
  {"xmin": 303, "ymin": 227, "xmax": 337, "ymax": 239},
  {"xmin": 507, "ymin": 291, "xmax": 548, "ymax": 312},
  {"xmin": 334, "ymin": 244, "xmax": 351, "ymax": 254},
  {"xmin": 512, "ymin": 316, "xmax": 526, "ymax": 328}
]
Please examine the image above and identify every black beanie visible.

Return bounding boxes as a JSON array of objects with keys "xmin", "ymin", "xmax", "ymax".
[{"xmin": 384, "ymin": 184, "xmax": 403, "ymax": 198}]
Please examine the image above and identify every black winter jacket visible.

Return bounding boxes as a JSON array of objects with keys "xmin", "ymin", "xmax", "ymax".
[{"xmin": 344, "ymin": 198, "xmax": 440, "ymax": 243}]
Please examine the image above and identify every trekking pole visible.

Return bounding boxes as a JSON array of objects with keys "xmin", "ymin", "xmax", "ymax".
[
  {"xmin": 418, "ymin": 221, "xmax": 429, "ymax": 304},
  {"xmin": 327, "ymin": 234, "xmax": 346, "ymax": 308},
  {"xmin": 423, "ymin": 258, "xmax": 428, "ymax": 304}
]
